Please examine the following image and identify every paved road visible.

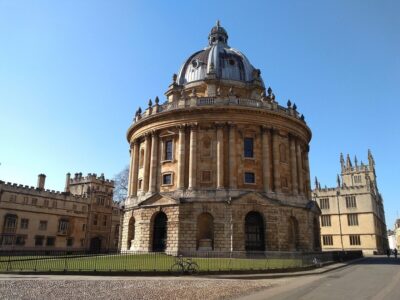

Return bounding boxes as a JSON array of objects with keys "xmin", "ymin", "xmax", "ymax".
[{"xmin": 238, "ymin": 256, "xmax": 400, "ymax": 300}]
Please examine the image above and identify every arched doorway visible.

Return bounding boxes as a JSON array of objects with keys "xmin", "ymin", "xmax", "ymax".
[
  {"xmin": 245, "ymin": 211, "xmax": 265, "ymax": 251},
  {"xmin": 288, "ymin": 216, "xmax": 300, "ymax": 251},
  {"xmin": 196, "ymin": 213, "xmax": 214, "ymax": 250},
  {"xmin": 152, "ymin": 212, "xmax": 167, "ymax": 252},
  {"xmin": 90, "ymin": 237, "xmax": 102, "ymax": 253},
  {"xmin": 127, "ymin": 217, "xmax": 135, "ymax": 250},
  {"xmin": 313, "ymin": 217, "xmax": 321, "ymax": 251}
]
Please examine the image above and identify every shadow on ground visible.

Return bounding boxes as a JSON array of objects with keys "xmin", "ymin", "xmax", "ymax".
[{"xmin": 353, "ymin": 256, "xmax": 400, "ymax": 265}]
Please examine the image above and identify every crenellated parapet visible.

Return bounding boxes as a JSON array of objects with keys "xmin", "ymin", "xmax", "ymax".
[{"xmin": 0, "ymin": 180, "xmax": 87, "ymax": 203}]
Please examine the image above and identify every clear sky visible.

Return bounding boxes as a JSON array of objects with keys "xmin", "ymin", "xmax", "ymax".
[{"xmin": 0, "ymin": 1, "xmax": 399, "ymax": 228}]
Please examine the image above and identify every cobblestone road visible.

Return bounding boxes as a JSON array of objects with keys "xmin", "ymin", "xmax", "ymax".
[{"xmin": 0, "ymin": 276, "xmax": 274, "ymax": 300}]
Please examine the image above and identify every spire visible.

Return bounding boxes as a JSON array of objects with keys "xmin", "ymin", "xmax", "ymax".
[
  {"xmin": 346, "ymin": 154, "xmax": 352, "ymax": 169},
  {"xmin": 354, "ymin": 155, "xmax": 358, "ymax": 167},
  {"xmin": 368, "ymin": 149, "xmax": 375, "ymax": 168},
  {"xmin": 314, "ymin": 177, "xmax": 319, "ymax": 190},
  {"xmin": 340, "ymin": 153, "xmax": 345, "ymax": 171}
]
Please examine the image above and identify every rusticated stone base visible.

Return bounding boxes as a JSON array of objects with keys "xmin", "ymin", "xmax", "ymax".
[{"xmin": 120, "ymin": 192, "xmax": 321, "ymax": 253}]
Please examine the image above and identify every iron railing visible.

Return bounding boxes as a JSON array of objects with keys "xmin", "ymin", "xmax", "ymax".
[{"xmin": 0, "ymin": 250, "xmax": 362, "ymax": 273}]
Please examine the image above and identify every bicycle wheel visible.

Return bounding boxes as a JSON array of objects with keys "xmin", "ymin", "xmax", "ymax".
[
  {"xmin": 186, "ymin": 262, "xmax": 199, "ymax": 275},
  {"xmin": 170, "ymin": 262, "xmax": 184, "ymax": 276}
]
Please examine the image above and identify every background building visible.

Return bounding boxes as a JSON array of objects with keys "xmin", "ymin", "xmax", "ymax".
[
  {"xmin": 0, "ymin": 173, "xmax": 121, "ymax": 251},
  {"xmin": 394, "ymin": 219, "xmax": 400, "ymax": 251},
  {"xmin": 121, "ymin": 22, "xmax": 320, "ymax": 254},
  {"xmin": 314, "ymin": 150, "xmax": 388, "ymax": 255},
  {"xmin": 387, "ymin": 229, "xmax": 396, "ymax": 251}
]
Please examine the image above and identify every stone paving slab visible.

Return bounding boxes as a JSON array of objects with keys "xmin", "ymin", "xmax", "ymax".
[{"xmin": 0, "ymin": 278, "xmax": 275, "ymax": 300}]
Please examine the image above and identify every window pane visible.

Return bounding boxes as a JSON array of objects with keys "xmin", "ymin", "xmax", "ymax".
[
  {"xmin": 244, "ymin": 172, "xmax": 255, "ymax": 183},
  {"xmin": 244, "ymin": 138, "xmax": 254, "ymax": 158},
  {"xmin": 165, "ymin": 140, "xmax": 173, "ymax": 160},
  {"xmin": 163, "ymin": 174, "xmax": 172, "ymax": 185}
]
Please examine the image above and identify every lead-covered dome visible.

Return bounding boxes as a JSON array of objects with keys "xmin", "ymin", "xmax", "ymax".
[{"xmin": 176, "ymin": 21, "xmax": 264, "ymax": 87}]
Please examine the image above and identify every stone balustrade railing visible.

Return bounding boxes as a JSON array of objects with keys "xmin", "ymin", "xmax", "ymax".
[{"xmin": 133, "ymin": 97, "xmax": 305, "ymax": 124}]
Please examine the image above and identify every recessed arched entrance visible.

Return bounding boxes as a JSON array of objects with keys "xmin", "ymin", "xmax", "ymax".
[
  {"xmin": 245, "ymin": 211, "xmax": 265, "ymax": 251},
  {"xmin": 288, "ymin": 216, "xmax": 300, "ymax": 251},
  {"xmin": 313, "ymin": 217, "xmax": 321, "ymax": 251},
  {"xmin": 90, "ymin": 237, "xmax": 102, "ymax": 253},
  {"xmin": 152, "ymin": 212, "xmax": 168, "ymax": 252}
]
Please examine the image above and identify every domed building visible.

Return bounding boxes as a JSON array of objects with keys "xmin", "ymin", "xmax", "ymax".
[{"xmin": 120, "ymin": 22, "xmax": 320, "ymax": 254}]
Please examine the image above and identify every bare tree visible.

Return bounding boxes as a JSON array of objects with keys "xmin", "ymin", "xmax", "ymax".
[{"xmin": 113, "ymin": 165, "xmax": 129, "ymax": 203}]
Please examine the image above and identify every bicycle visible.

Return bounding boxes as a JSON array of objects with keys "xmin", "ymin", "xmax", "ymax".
[{"xmin": 170, "ymin": 255, "xmax": 199, "ymax": 276}]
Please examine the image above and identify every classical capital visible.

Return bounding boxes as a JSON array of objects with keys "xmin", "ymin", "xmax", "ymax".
[
  {"xmin": 214, "ymin": 122, "xmax": 226, "ymax": 129},
  {"xmin": 188, "ymin": 122, "xmax": 199, "ymax": 130},
  {"xmin": 260, "ymin": 125, "xmax": 271, "ymax": 134},
  {"xmin": 176, "ymin": 124, "xmax": 187, "ymax": 132}
]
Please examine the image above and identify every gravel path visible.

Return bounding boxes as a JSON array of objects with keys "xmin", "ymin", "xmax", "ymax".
[{"xmin": 0, "ymin": 278, "xmax": 274, "ymax": 300}]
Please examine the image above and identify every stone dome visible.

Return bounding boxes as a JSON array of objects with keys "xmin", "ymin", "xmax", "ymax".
[{"xmin": 176, "ymin": 21, "xmax": 264, "ymax": 87}]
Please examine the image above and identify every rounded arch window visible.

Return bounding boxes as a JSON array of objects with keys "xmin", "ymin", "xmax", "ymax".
[
  {"xmin": 127, "ymin": 217, "xmax": 135, "ymax": 250},
  {"xmin": 196, "ymin": 213, "xmax": 214, "ymax": 250},
  {"xmin": 288, "ymin": 216, "xmax": 300, "ymax": 251}
]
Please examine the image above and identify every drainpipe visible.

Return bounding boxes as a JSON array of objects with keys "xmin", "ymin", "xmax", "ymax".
[{"xmin": 336, "ymin": 190, "xmax": 344, "ymax": 251}]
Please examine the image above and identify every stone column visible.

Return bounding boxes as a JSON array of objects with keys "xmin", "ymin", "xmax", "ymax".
[
  {"xmin": 177, "ymin": 125, "xmax": 186, "ymax": 189},
  {"xmin": 127, "ymin": 143, "xmax": 134, "ymax": 196},
  {"xmin": 188, "ymin": 124, "xmax": 198, "ymax": 190},
  {"xmin": 289, "ymin": 135, "xmax": 298, "ymax": 195},
  {"xmin": 272, "ymin": 128, "xmax": 281, "ymax": 193},
  {"xmin": 129, "ymin": 140, "xmax": 140, "ymax": 197},
  {"xmin": 228, "ymin": 123, "xmax": 237, "ymax": 189},
  {"xmin": 304, "ymin": 146, "xmax": 311, "ymax": 199},
  {"xmin": 216, "ymin": 123, "xmax": 224, "ymax": 189},
  {"xmin": 148, "ymin": 132, "xmax": 159, "ymax": 193},
  {"xmin": 261, "ymin": 126, "xmax": 271, "ymax": 193},
  {"xmin": 296, "ymin": 140, "xmax": 304, "ymax": 195},
  {"xmin": 143, "ymin": 134, "xmax": 151, "ymax": 193}
]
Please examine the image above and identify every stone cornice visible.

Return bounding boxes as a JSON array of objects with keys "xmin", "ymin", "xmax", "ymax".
[{"xmin": 127, "ymin": 106, "xmax": 311, "ymax": 144}]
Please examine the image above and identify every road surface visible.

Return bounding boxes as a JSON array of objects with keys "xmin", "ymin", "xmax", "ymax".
[{"xmin": 238, "ymin": 256, "xmax": 400, "ymax": 300}]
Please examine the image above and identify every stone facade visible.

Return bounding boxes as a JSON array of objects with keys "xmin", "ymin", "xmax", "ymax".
[
  {"xmin": 313, "ymin": 151, "xmax": 388, "ymax": 255},
  {"xmin": 0, "ymin": 173, "xmax": 121, "ymax": 251},
  {"xmin": 121, "ymin": 22, "xmax": 320, "ymax": 254}
]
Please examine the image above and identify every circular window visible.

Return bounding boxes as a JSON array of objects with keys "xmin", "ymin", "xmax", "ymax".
[
  {"xmin": 192, "ymin": 59, "xmax": 199, "ymax": 68},
  {"xmin": 229, "ymin": 59, "xmax": 235, "ymax": 66}
]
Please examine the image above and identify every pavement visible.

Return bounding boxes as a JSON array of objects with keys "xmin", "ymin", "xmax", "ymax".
[{"xmin": 237, "ymin": 256, "xmax": 400, "ymax": 300}]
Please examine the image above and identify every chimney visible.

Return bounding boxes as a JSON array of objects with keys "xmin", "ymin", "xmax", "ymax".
[
  {"xmin": 65, "ymin": 173, "xmax": 71, "ymax": 193},
  {"xmin": 37, "ymin": 174, "xmax": 46, "ymax": 190}
]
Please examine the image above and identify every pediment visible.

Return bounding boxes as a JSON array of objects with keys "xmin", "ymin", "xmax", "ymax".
[
  {"xmin": 232, "ymin": 192, "xmax": 281, "ymax": 206},
  {"xmin": 306, "ymin": 200, "xmax": 321, "ymax": 214},
  {"xmin": 138, "ymin": 193, "xmax": 179, "ymax": 207}
]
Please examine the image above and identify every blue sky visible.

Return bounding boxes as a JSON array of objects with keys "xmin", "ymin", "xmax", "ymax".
[{"xmin": 0, "ymin": 0, "xmax": 399, "ymax": 228}]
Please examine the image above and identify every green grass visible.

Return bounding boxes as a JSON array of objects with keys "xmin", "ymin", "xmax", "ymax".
[{"xmin": 0, "ymin": 253, "xmax": 304, "ymax": 272}]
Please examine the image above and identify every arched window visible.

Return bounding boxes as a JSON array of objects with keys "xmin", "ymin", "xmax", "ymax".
[
  {"xmin": 288, "ymin": 216, "xmax": 300, "ymax": 251},
  {"xmin": 152, "ymin": 212, "xmax": 168, "ymax": 252},
  {"xmin": 127, "ymin": 217, "xmax": 135, "ymax": 250},
  {"xmin": 245, "ymin": 211, "xmax": 265, "ymax": 251},
  {"xmin": 196, "ymin": 213, "xmax": 214, "ymax": 250},
  {"xmin": 139, "ymin": 149, "xmax": 144, "ymax": 168},
  {"xmin": 279, "ymin": 144, "xmax": 287, "ymax": 162}
]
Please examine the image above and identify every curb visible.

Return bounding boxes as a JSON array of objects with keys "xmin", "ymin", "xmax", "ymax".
[{"xmin": 203, "ymin": 257, "xmax": 367, "ymax": 280}]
